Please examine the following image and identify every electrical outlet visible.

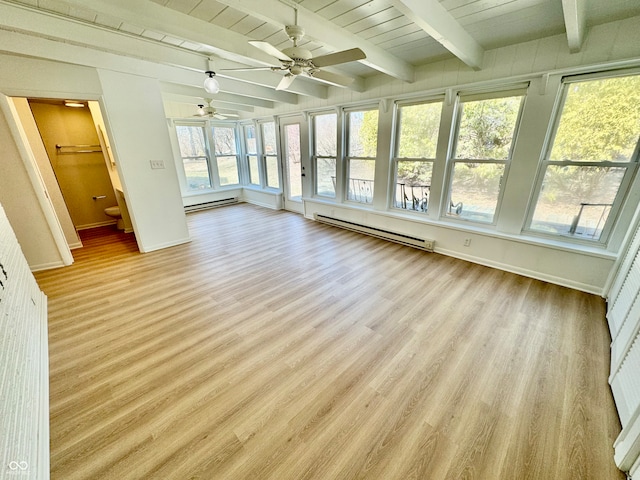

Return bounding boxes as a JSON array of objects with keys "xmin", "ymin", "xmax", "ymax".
[
  {"xmin": 464, "ymin": 238, "xmax": 471, "ymax": 247},
  {"xmin": 150, "ymin": 160, "xmax": 165, "ymax": 169}
]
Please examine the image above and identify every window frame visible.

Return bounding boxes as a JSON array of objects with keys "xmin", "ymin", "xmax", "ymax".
[
  {"xmin": 174, "ymin": 121, "xmax": 214, "ymax": 193},
  {"xmin": 444, "ymin": 87, "xmax": 528, "ymax": 225},
  {"xmin": 260, "ymin": 120, "xmax": 281, "ymax": 191},
  {"xmin": 344, "ymin": 106, "xmax": 379, "ymax": 205},
  {"xmin": 310, "ymin": 111, "xmax": 339, "ymax": 199},
  {"xmin": 210, "ymin": 123, "xmax": 241, "ymax": 188},
  {"xmin": 524, "ymin": 71, "xmax": 640, "ymax": 244},
  {"xmin": 242, "ymin": 123, "xmax": 262, "ymax": 187},
  {"xmin": 390, "ymin": 97, "xmax": 444, "ymax": 214}
]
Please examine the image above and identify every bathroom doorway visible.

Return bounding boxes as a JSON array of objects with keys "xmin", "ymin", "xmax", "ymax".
[{"xmin": 25, "ymin": 98, "xmax": 134, "ymax": 249}]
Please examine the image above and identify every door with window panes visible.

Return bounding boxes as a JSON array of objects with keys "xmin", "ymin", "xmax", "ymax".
[{"xmin": 279, "ymin": 116, "xmax": 305, "ymax": 214}]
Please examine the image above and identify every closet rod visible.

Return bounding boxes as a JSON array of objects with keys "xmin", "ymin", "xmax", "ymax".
[{"xmin": 55, "ymin": 144, "xmax": 102, "ymax": 153}]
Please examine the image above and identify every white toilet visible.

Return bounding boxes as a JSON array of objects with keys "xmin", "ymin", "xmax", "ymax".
[{"xmin": 104, "ymin": 206, "xmax": 124, "ymax": 230}]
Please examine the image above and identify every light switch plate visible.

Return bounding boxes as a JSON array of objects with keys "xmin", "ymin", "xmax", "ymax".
[{"xmin": 150, "ymin": 160, "xmax": 165, "ymax": 169}]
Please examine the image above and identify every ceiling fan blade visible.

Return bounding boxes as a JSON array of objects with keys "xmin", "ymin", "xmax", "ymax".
[
  {"xmin": 308, "ymin": 69, "xmax": 354, "ymax": 88},
  {"xmin": 213, "ymin": 113, "xmax": 227, "ymax": 120},
  {"xmin": 249, "ymin": 41, "xmax": 293, "ymax": 62},
  {"xmin": 221, "ymin": 67, "xmax": 274, "ymax": 72},
  {"xmin": 276, "ymin": 74, "xmax": 296, "ymax": 91},
  {"xmin": 311, "ymin": 48, "xmax": 366, "ymax": 68}
]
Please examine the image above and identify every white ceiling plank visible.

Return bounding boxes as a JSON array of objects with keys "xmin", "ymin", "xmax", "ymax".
[
  {"xmin": 164, "ymin": 0, "xmax": 201, "ymax": 15},
  {"xmin": 354, "ymin": 14, "xmax": 412, "ymax": 40},
  {"xmin": 214, "ymin": 0, "xmax": 415, "ymax": 82},
  {"xmin": 0, "ymin": 2, "xmax": 302, "ymax": 105},
  {"xmin": 392, "ymin": 0, "xmax": 484, "ymax": 69},
  {"xmin": 331, "ymin": 0, "xmax": 392, "ymax": 28},
  {"xmin": 188, "ymin": 1, "xmax": 227, "ymax": 22},
  {"xmin": 344, "ymin": 7, "xmax": 404, "ymax": 34},
  {"xmin": 561, "ymin": 0, "xmax": 587, "ymax": 53},
  {"xmin": 55, "ymin": 0, "xmax": 287, "ymax": 67},
  {"xmin": 211, "ymin": 6, "xmax": 247, "ymax": 28}
]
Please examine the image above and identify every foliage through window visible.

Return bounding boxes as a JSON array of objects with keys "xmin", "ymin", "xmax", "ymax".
[
  {"xmin": 212, "ymin": 126, "xmax": 239, "ymax": 186},
  {"xmin": 261, "ymin": 122, "xmax": 280, "ymax": 189},
  {"xmin": 313, "ymin": 113, "xmax": 337, "ymax": 198},
  {"xmin": 244, "ymin": 124, "xmax": 260, "ymax": 186},
  {"xmin": 175, "ymin": 125, "xmax": 211, "ymax": 191},
  {"xmin": 528, "ymin": 74, "xmax": 640, "ymax": 241},
  {"xmin": 447, "ymin": 90, "xmax": 525, "ymax": 223},
  {"xmin": 346, "ymin": 109, "xmax": 378, "ymax": 203},
  {"xmin": 393, "ymin": 100, "xmax": 442, "ymax": 212}
]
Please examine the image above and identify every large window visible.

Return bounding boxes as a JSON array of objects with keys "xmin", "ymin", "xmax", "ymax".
[
  {"xmin": 244, "ymin": 124, "xmax": 260, "ymax": 186},
  {"xmin": 175, "ymin": 124, "xmax": 211, "ymax": 191},
  {"xmin": 212, "ymin": 126, "xmax": 239, "ymax": 186},
  {"xmin": 346, "ymin": 108, "xmax": 378, "ymax": 204},
  {"xmin": 447, "ymin": 89, "xmax": 525, "ymax": 223},
  {"xmin": 312, "ymin": 112, "xmax": 337, "ymax": 198},
  {"xmin": 393, "ymin": 100, "xmax": 443, "ymax": 212},
  {"xmin": 261, "ymin": 121, "xmax": 280, "ymax": 189},
  {"xmin": 528, "ymin": 74, "xmax": 640, "ymax": 242}
]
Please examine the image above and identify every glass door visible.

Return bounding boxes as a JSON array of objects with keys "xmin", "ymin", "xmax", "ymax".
[{"xmin": 280, "ymin": 120, "xmax": 304, "ymax": 213}]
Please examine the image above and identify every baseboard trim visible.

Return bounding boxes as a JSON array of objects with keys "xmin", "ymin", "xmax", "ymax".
[
  {"xmin": 75, "ymin": 220, "xmax": 116, "ymax": 230},
  {"xmin": 139, "ymin": 236, "xmax": 191, "ymax": 253},
  {"xmin": 435, "ymin": 247, "xmax": 602, "ymax": 295},
  {"xmin": 30, "ymin": 260, "xmax": 66, "ymax": 272}
]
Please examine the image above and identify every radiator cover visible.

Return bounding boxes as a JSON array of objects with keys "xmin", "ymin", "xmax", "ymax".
[
  {"xmin": 315, "ymin": 214, "xmax": 434, "ymax": 252},
  {"xmin": 184, "ymin": 197, "xmax": 239, "ymax": 213}
]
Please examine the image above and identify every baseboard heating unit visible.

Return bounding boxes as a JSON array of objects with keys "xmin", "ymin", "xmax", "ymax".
[
  {"xmin": 184, "ymin": 197, "xmax": 239, "ymax": 213},
  {"xmin": 315, "ymin": 214, "xmax": 434, "ymax": 252}
]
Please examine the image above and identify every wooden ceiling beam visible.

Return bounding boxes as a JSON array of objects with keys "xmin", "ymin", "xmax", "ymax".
[
  {"xmin": 392, "ymin": 0, "xmax": 484, "ymax": 70},
  {"xmin": 561, "ymin": 0, "xmax": 587, "ymax": 53}
]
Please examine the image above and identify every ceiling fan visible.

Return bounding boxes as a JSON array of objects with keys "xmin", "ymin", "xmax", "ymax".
[
  {"xmin": 194, "ymin": 100, "xmax": 239, "ymax": 120},
  {"xmin": 226, "ymin": 24, "xmax": 366, "ymax": 91}
]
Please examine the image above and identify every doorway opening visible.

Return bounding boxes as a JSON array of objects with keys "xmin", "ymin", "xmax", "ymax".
[{"xmin": 24, "ymin": 98, "xmax": 134, "ymax": 250}]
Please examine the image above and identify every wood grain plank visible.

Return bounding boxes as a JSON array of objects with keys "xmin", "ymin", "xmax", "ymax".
[{"xmin": 35, "ymin": 204, "xmax": 625, "ymax": 480}]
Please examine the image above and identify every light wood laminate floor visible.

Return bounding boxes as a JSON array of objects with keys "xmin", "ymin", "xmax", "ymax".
[{"xmin": 35, "ymin": 204, "xmax": 624, "ymax": 479}]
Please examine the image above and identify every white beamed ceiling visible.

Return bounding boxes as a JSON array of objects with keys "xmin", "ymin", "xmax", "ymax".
[{"xmin": 2, "ymin": 0, "xmax": 639, "ymax": 117}]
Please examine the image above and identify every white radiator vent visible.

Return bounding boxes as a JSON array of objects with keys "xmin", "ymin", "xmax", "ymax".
[
  {"xmin": 315, "ymin": 214, "xmax": 434, "ymax": 252},
  {"xmin": 184, "ymin": 197, "xmax": 239, "ymax": 213}
]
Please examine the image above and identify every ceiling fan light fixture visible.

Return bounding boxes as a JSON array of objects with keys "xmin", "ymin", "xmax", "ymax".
[
  {"xmin": 196, "ymin": 104, "xmax": 205, "ymax": 116},
  {"xmin": 204, "ymin": 71, "xmax": 220, "ymax": 94}
]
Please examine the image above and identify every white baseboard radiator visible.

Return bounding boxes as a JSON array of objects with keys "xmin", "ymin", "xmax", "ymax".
[
  {"xmin": 184, "ymin": 197, "xmax": 239, "ymax": 213},
  {"xmin": 314, "ymin": 214, "xmax": 434, "ymax": 252}
]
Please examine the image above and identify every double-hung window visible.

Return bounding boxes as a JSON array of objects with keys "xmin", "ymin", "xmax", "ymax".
[
  {"xmin": 528, "ymin": 73, "xmax": 640, "ymax": 242},
  {"xmin": 244, "ymin": 124, "xmax": 260, "ymax": 186},
  {"xmin": 392, "ymin": 100, "xmax": 443, "ymax": 212},
  {"xmin": 212, "ymin": 125, "xmax": 240, "ymax": 186},
  {"xmin": 345, "ymin": 108, "xmax": 378, "ymax": 204},
  {"xmin": 175, "ymin": 124, "xmax": 211, "ymax": 191},
  {"xmin": 447, "ymin": 89, "xmax": 526, "ymax": 223},
  {"xmin": 312, "ymin": 112, "xmax": 337, "ymax": 198},
  {"xmin": 261, "ymin": 121, "xmax": 280, "ymax": 189}
]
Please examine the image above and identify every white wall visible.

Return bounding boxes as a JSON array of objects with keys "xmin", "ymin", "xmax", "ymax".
[{"xmin": 97, "ymin": 69, "xmax": 190, "ymax": 252}]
